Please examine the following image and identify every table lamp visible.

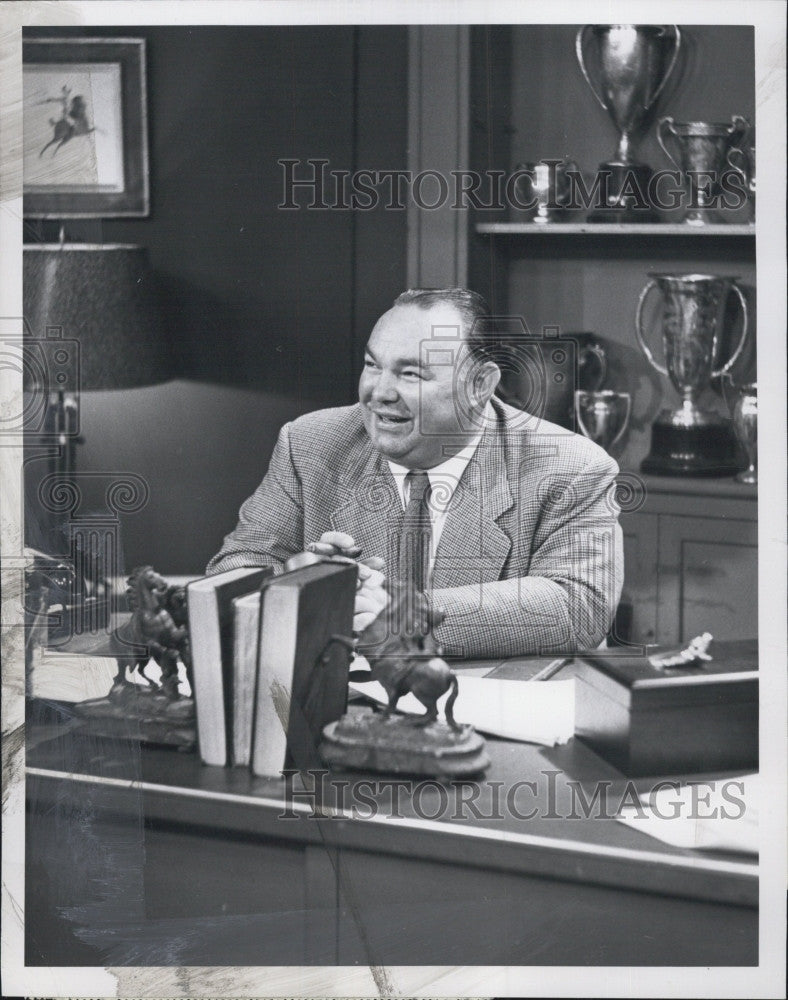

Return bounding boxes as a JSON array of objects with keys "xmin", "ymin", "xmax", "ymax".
[{"xmin": 23, "ymin": 242, "xmax": 170, "ymax": 637}]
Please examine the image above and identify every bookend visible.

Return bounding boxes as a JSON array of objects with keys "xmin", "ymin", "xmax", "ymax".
[
  {"xmin": 75, "ymin": 566, "xmax": 196, "ymax": 749},
  {"xmin": 320, "ymin": 582, "xmax": 490, "ymax": 778}
]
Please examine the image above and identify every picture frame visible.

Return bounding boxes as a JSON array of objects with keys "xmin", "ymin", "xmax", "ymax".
[{"xmin": 23, "ymin": 37, "xmax": 149, "ymax": 218}]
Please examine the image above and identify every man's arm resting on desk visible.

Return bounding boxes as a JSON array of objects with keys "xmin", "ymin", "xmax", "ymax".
[{"xmin": 431, "ymin": 457, "xmax": 624, "ymax": 659}]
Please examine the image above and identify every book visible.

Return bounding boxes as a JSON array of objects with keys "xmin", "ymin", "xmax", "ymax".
[
  {"xmin": 187, "ymin": 566, "xmax": 272, "ymax": 766},
  {"xmin": 232, "ymin": 585, "xmax": 270, "ymax": 767},
  {"xmin": 349, "ymin": 660, "xmax": 575, "ymax": 747},
  {"xmin": 251, "ymin": 561, "xmax": 357, "ymax": 777}
]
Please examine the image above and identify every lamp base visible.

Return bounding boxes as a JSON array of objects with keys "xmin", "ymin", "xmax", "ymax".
[{"xmin": 641, "ymin": 414, "xmax": 738, "ymax": 477}]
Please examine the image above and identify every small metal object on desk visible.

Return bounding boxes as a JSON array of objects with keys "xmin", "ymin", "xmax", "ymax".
[
  {"xmin": 649, "ymin": 632, "xmax": 713, "ymax": 669},
  {"xmin": 74, "ymin": 566, "xmax": 196, "ymax": 749}
]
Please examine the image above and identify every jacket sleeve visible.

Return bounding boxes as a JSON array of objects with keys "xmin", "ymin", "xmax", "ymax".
[
  {"xmin": 206, "ymin": 422, "xmax": 305, "ymax": 575},
  {"xmin": 430, "ymin": 453, "xmax": 624, "ymax": 658}
]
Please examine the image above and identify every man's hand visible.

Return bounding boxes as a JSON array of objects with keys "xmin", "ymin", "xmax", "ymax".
[{"xmin": 308, "ymin": 531, "xmax": 389, "ymax": 633}]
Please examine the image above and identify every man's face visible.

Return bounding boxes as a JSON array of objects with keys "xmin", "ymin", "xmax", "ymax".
[{"xmin": 359, "ymin": 302, "xmax": 491, "ymax": 469}]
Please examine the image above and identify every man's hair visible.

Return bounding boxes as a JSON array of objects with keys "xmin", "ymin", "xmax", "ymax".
[{"xmin": 392, "ymin": 287, "xmax": 493, "ymax": 364}]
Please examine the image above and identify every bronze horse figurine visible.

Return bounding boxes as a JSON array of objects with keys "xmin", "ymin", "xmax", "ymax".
[
  {"xmin": 351, "ymin": 582, "xmax": 461, "ymax": 731},
  {"xmin": 117, "ymin": 566, "xmax": 191, "ymax": 701}
]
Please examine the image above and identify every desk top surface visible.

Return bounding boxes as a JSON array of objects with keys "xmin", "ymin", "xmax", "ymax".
[{"xmin": 26, "ymin": 654, "xmax": 758, "ymax": 909}]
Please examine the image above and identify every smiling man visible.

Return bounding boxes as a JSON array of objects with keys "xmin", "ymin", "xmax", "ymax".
[{"xmin": 208, "ymin": 288, "xmax": 623, "ymax": 657}]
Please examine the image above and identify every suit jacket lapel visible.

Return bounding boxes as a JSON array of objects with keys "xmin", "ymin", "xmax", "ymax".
[
  {"xmin": 329, "ymin": 440, "xmax": 402, "ymax": 568},
  {"xmin": 431, "ymin": 416, "xmax": 514, "ymax": 589}
]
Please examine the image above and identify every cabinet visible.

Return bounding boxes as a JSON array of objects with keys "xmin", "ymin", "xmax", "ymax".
[
  {"xmin": 407, "ymin": 25, "xmax": 758, "ymax": 647},
  {"xmin": 618, "ymin": 476, "xmax": 757, "ymax": 646}
]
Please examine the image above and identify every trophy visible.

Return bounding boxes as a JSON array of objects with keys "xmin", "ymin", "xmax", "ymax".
[
  {"xmin": 729, "ymin": 382, "xmax": 757, "ymax": 485},
  {"xmin": 576, "ymin": 24, "xmax": 681, "ymax": 221},
  {"xmin": 636, "ymin": 273, "xmax": 749, "ymax": 476},
  {"xmin": 727, "ymin": 144, "xmax": 756, "ymax": 218},
  {"xmin": 658, "ymin": 116, "xmax": 750, "ymax": 225},
  {"xmin": 512, "ymin": 159, "xmax": 579, "ymax": 223},
  {"xmin": 575, "ymin": 390, "xmax": 632, "ymax": 453}
]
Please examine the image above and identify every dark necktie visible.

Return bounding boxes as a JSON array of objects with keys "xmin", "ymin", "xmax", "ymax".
[{"xmin": 398, "ymin": 471, "xmax": 432, "ymax": 593}]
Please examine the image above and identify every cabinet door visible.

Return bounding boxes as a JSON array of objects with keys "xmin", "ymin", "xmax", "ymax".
[
  {"xmin": 657, "ymin": 515, "xmax": 758, "ymax": 646},
  {"xmin": 618, "ymin": 511, "xmax": 659, "ymax": 646}
]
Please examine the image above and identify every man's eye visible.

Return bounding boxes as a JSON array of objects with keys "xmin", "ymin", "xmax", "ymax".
[
  {"xmin": 401, "ymin": 370, "xmax": 421, "ymax": 380},
  {"xmin": 363, "ymin": 359, "xmax": 378, "ymax": 370}
]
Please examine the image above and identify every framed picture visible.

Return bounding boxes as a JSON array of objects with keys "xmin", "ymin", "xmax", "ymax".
[{"xmin": 23, "ymin": 37, "xmax": 149, "ymax": 218}]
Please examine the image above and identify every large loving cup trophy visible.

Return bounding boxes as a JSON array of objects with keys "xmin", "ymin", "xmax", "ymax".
[
  {"xmin": 576, "ymin": 24, "xmax": 681, "ymax": 221},
  {"xmin": 658, "ymin": 116, "xmax": 750, "ymax": 225},
  {"xmin": 636, "ymin": 274, "xmax": 749, "ymax": 476}
]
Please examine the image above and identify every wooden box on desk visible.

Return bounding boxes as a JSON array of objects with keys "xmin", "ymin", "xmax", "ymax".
[{"xmin": 574, "ymin": 639, "xmax": 758, "ymax": 776}]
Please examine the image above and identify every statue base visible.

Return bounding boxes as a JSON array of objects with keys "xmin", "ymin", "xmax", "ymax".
[
  {"xmin": 641, "ymin": 415, "xmax": 738, "ymax": 477},
  {"xmin": 75, "ymin": 681, "xmax": 196, "ymax": 749},
  {"xmin": 586, "ymin": 162, "xmax": 661, "ymax": 223},
  {"xmin": 320, "ymin": 707, "xmax": 490, "ymax": 777}
]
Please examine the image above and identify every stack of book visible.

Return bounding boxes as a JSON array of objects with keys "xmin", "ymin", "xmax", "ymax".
[{"xmin": 186, "ymin": 561, "xmax": 357, "ymax": 775}]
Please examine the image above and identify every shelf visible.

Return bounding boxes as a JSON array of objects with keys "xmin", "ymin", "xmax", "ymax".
[
  {"xmin": 622, "ymin": 471, "xmax": 757, "ymax": 501},
  {"xmin": 475, "ymin": 222, "xmax": 756, "ymax": 237}
]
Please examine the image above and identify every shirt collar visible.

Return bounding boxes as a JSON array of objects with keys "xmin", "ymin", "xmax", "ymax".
[{"xmin": 386, "ymin": 402, "xmax": 491, "ymax": 512}]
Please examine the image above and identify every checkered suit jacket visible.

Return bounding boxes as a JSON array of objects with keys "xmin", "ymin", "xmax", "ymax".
[{"xmin": 207, "ymin": 397, "xmax": 624, "ymax": 658}]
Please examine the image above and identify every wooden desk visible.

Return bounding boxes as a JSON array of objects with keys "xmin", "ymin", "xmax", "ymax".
[{"xmin": 25, "ymin": 676, "xmax": 757, "ymax": 968}]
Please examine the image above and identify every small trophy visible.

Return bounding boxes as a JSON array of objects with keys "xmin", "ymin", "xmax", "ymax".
[
  {"xmin": 576, "ymin": 24, "xmax": 681, "ymax": 221},
  {"xmin": 575, "ymin": 390, "xmax": 632, "ymax": 454},
  {"xmin": 729, "ymin": 382, "xmax": 758, "ymax": 485},
  {"xmin": 636, "ymin": 273, "xmax": 749, "ymax": 476},
  {"xmin": 658, "ymin": 116, "xmax": 750, "ymax": 225},
  {"xmin": 727, "ymin": 144, "xmax": 756, "ymax": 219},
  {"xmin": 512, "ymin": 159, "xmax": 579, "ymax": 223}
]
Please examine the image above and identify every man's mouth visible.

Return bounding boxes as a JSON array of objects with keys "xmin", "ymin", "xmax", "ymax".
[{"xmin": 373, "ymin": 411, "xmax": 411, "ymax": 426}]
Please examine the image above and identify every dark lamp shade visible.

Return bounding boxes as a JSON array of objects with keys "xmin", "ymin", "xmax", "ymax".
[{"xmin": 23, "ymin": 244, "xmax": 170, "ymax": 390}]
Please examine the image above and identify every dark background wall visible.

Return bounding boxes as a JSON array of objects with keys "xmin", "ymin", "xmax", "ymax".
[{"xmin": 24, "ymin": 25, "xmax": 409, "ymax": 573}]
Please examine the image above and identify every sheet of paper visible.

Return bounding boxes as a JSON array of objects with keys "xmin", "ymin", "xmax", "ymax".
[
  {"xmin": 616, "ymin": 774, "xmax": 758, "ymax": 855},
  {"xmin": 349, "ymin": 657, "xmax": 574, "ymax": 746},
  {"xmin": 31, "ymin": 650, "xmax": 193, "ymax": 701}
]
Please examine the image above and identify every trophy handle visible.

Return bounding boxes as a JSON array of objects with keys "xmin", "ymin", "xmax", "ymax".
[
  {"xmin": 727, "ymin": 115, "xmax": 750, "ymax": 151},
  {"xmin": 647, "ymin": 26, "xmax": 682, "ymax": 107},
  {"xmin": 727, "ymin": 146, "xmax": 748, "ymax": 179},
  {"xmin": 657, "ymin": 116, "xmax": 680, "ymax": 170},
  {"xmin": 719, "ymin": 371, "xmax": 736, "ymax": 415},
  {"xmin": 609, "ymin": 392, "xmax": 633, "ymax": 450},
  {"xmin": 574, "ymin": 391, "xmax": 592, "ymax": 438},
  {"xmin": 575, "ymin": 26, "xmax": 609, "ymax": 113},
  {"xmin": 579, "ymin": 343, "xmax": 608, "ymax": 391},
  {"xmin": 712, "ymin": 282, "xmax": 749, "ymax": 379},
  {"xmin": 635, "ymin": 280, "xmax": 669, "ymax": 376}
]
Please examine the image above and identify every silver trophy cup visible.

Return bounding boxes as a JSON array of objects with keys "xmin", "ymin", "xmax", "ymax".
[
  {"xmin": 576, "ymin": 24, "xmax": 681, "ymax": 219},
  {"xmin": 575, "ymin": 390, "xmax": 632, "ymax": 453},
  {"xmin": 729, "ymin": 382, "xmax": 757, "ymax": 485},
  {"xmin": 512, "ymin": 160, "xmax": 579, "ymax": 223},
  {"xmin": 636, "ymin": 273, "xmax": 749, "ymax": 476},
  {"xmin": 658, "ymin": 116, "xmax": 750, "ymax": 225}
]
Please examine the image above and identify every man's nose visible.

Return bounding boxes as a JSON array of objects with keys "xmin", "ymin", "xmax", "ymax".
[{"xmin": 370, "ymin": 371, "xmax": 399, "ymax": 402}]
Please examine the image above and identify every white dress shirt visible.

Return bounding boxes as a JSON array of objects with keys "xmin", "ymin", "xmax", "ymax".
[{"xmin": 386, "ymin": 406, "xmax": 489, "ymax": 580}]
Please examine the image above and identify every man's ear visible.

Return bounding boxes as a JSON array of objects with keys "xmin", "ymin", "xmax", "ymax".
[{"xmin": 472, "ymin": 360, "xmax": 501, "ymax": 404}]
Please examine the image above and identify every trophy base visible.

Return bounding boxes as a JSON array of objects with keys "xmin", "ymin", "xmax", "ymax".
[
  {"xmin": 641, "ymin": 417, "xmax": 738, "ymax": 477},
  {"xmin": 586, "ymin": 163, "xmax": 661, "ymax": 223}
]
